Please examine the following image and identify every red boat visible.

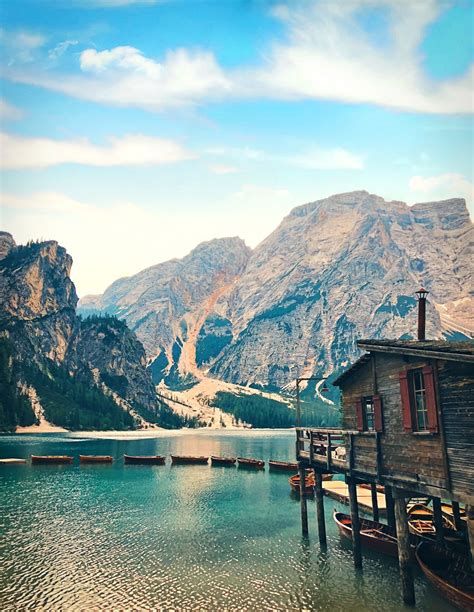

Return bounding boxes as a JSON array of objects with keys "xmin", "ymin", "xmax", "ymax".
[
  {"xmin": 211, "ymin": 456, "xmax": 236, "ymax": 466},
  {"xmin": 171, "ymin": 455, "xmax": 209, "ymax": 465},
  {"xmin": 237, "ymin": 457, "xmax": 265, "ymax": 469},
  {"xmin": 124, "ymin": 455, "xmax": 166, "ymax": 465},
  {"xmin": 31, "ymin": 455, "xmax": 73, "ymax": 464},
  {"xmin": 269, "ymin": 460, "xmax": 298, "ymax": 472},
  {"xmin": 416, "ymin": 541, "xmax": 474, "ymax": 611},
  {"xmin": 333, "ymin": 510, "xmax": 398, "ymax": 557},
  {"xmin": 79, "ymin": 455, "xmax": 113, "ymax": 463}
]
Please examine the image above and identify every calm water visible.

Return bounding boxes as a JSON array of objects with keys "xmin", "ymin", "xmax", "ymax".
[{"xmin": 0, "ymin": 431, "xmax": 453, "ymax": 611}]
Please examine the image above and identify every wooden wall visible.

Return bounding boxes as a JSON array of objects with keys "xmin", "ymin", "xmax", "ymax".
[
  {"xmin": 340, "ymin": 352, "xmax": 450, "ymax": 495},
  {"xmin": 437, "ymin": 360, "xmax": 474, "ymax": 504}
]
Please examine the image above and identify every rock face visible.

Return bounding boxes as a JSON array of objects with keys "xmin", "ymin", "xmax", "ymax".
[
  {"xmin": 79, "ymin": 191, "xmax": 474, "ymax": 390},
  {"xmin": 79, "ymin": 237, "xmax": 251, "ymax": 384},
  {"xmin": 0, "ymin": 237, "xmax": 160, "ymax": 428}
]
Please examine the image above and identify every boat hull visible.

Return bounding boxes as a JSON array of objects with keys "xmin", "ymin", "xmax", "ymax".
[
  {"xmin": 334, "ymin": 511, "xmax": 398, "ymax": 557},
  {"xmin": 79, "ymin": 455, "xmax": 113, "ymax": 463},
  {"xmin": 237, "ymin": 458, "xmax": 265, "ymax": 469},
  {"xmin": 124, "ymin": 455, "xmax": 166, "ymax": 465},
  {"xmin": 416, "ymin": 541, "xmax": 474, "ymax": 611},
  {"xmin": 171, "ymin": 455, "xmax": 209, "ymax": 465},
  {"xmin": 31, "ymin": 455, "xmax": 73, "ymax": 464},
  {"xmin": 269, "ymin": 461, "xmax": 298, "ymax": 472},
  {"xmin": 211, "ymin": 456, "xmax": 236, "ymax": 466}
]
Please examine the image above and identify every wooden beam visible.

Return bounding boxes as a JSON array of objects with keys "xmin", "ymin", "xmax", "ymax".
[
  {"xmin": 314, "ymin": 471, "xmax": 327, "ymax": 547},
  {"xmin": 385, "ymin": 485, "xmax": 396, "ymax": 529},
  {"xmin": 452, "ymin": 501, "xmax": 463, "ymax": 531},
  {"xmin": 298, "ymin": 465, "xmax": 309, "ymax": 536},
  {"xmin": 394, "ymin": 495, "xmax": 415, "ymax": 606},
  {"xmin": 371, "ymin": 482, "xmax": 379, "ymax": 522},
  {"xmin": 357, "ymin": 343, "xmax": 474, "ymax": 364},
  {"xmin": 432, "ymin": 497, "xmax": 445, "ymax": 545},
  {"xmin": 347, "ymin": 478, "xmax": 362, "ymax": 569}
]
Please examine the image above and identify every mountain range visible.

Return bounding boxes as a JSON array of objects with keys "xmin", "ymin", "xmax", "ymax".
[{"xmin": 79, "ymin": 191, "xmax": 474, "ymax": 391}]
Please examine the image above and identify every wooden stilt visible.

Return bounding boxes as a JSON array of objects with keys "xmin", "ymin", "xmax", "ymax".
[
  {"xmin": 452, "ymin": 501, "xmax": 463, "ymax": 531},
  {"xmin": 394, "ymin": 494, "xmax": 415, "ymax": 606},
  {"xmin": 314, "ymin": 471, "xmax": 327, "ymax": 547},
  {"xmin": 385, "ymin": 485, "xmax": 395, "ymax": 529},
  {"xmin": 370, "ymin": 482, "xmax": 379, "ymax": 522},
  {"xmin": 432, "ymin": 497, "xmax": 445, "ymax": 545},
  {"xmin": 467, "ymin": 505, "xmax": 474, "ymax": 570},
  {"xmin": 347, "ymin": 478, "xmax": 362, "ymax": 569},
  {"xmin": 298, "ymin": 465, "xmax": 309, "ymax": 536}
]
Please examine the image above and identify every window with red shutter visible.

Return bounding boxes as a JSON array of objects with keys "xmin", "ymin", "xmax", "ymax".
[
  {"xmin": 355, "ymin": 398, "xmax": 363, "ymax": 431},
  {"xmin": 399, "ymin": 370, "xmax": 412, "ymax": 431},
  {"xmin": 373, "ymin": 394, "xmax": 383, "ymax": 432},
  {"xmin": 422, "ymin": 365, "xmax": 439, "ymax": 433}
]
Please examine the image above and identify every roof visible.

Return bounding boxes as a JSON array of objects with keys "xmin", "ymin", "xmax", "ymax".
[
  {"xmin": 358, "ymin": 339, "xmax": 474, "ymax": 363},
  {"xmin": 333, "ymin": 339, "xmax": 474, "ymax": 387}
]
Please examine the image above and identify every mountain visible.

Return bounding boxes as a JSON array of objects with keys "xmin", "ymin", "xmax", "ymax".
[
  {"xmin": 78, "ymin": 191, "xmax": 473, "ymax": 391},
  {"xmin": 0, "ymin": 233, "xmax": 184, "ymax": 431},
  {"xmin": 79, "ymin": 237, "xmax": 251, "ymax": 387}
]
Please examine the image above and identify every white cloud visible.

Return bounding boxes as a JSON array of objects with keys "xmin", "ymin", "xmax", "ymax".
[
  {"xmin": 409, "ymin": 173, "xmax": 474, "ymax": 206},
  {"xmin": 0, "ymin": 99, "xmax": 23, "ymax": 121},
  {"xmin": 48, "ymin": 40, "xmax": 79, "ymax": 61},
  {"xmin": 0, "ymin": 28, "xmax": 45, "ymax": 64},
  {"xmin": 209, "ymin": 164, "xmax": 239, "ymax": 175},
  {"xmin": 0, "ymin": 131, "xmax": 196, "ymax": 169},
  {"xmin": 206, "ymin": 144, "xmax": 363, "ymax": 170},
  {"xmin": 3, "ymin": 0, "xmax": 472, "ymax": 114}
]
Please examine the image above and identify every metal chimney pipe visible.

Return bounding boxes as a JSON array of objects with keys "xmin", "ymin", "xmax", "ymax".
[{"xmin": 415, "ymin": 287, "xmax": 429, "ymax": 341}]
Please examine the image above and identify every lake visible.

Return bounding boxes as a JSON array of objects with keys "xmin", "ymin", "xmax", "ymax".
[{"xmin": 0, "ymin": 430, "xmax": 453, "ymax": 611}]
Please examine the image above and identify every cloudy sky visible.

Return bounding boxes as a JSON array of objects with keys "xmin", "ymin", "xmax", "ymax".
[{"xmin": 1, "ymin": 0, "xmax": 472, "ymax": 296}]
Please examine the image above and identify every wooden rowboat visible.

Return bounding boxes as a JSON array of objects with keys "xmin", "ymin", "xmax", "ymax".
[
  {"xmin": 408, "ymin": 503, "xmax": 456, "ymax": 538},
  {"xmin": 333, "ymin": 510, "xmax": 399, "ymax": 557},
  {"xmin": 124, "ymin": 454, "xmax": 166, "ymax": 465},
  {"xmin": 289, "ymin": 471, "xmax": 332, "ymax": 494},
  {"xmin": 237, "ymin": 457, "xmax": 265, "ymax": 469},
  {"xmin": 359, "ymin": 483, "xmax": 385, "ymax": 494},
  {"xmin": 269, "ymin": 460, "xmax": 298, "ymax": 472},
  {"xmin": 441, "ymin": 503, "xmax": 467, "ymax": 524},
  {"xmin": 31, "ymin": 455, "xmax": 73, "ymax": 464},
  {"xmin": 211, "ymin": 456, "xmax": 236, "ymax": 466},
  {"xmin": 171, "ymin": 455, "xmax": 209, "ymax": 465},
  {"xmin": 416, "ymin": 541, "xmax": 474, "ymax": 611},
  {"xmin": 79, "ymin": 455, "xmax": 113, "ymax": 463}
]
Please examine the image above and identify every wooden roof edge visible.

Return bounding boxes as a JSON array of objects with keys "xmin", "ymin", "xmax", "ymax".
[
  {"xmin": 357, "ymin": 342, "xmax": 474, "ymax": 363},
  {"xmin": 332, "ymin": 353, "xmax": 372, "ymax": 387}
]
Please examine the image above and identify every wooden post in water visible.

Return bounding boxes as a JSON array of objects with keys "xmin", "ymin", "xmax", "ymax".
[
  {"xmin": 385, "ymin": 485, "xmax": 396, "ymax": 529},
  {"xmin": 452, "ymin": 501, "xmax": 463, "ymax": 531},
  {"xmin": 298, "ymin": 465, "xmax": 309, "ymax": 536},
  {"xmin": 314, "ymin": 471, "xmax": 327, "ymax": 546},
  {"xmin": 394, "ymin": 493, "xmax": 415, "ymax": 606},
  {"xmin": 432, "ymin": 497, "xmax": 445, "ymax": 545},
  {"xmin": 370, "ymin": 482, "xmax": 379, "ymax": 522},
  {"xmin": 347, "ymin": 477, "xmax": 362, "ymax": 569}
]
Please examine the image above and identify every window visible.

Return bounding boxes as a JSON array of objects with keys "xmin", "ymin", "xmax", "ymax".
[
  {"xmin": 355, "ymin": 395, "xmax": 383, "ymax": 432},
  {"xmin": 363, "ymin": 396, "xmax": 375, "ymax": 431},
  {"xmin": 399, "ymin": 366, "xmax": 438, "ymax": 433}
]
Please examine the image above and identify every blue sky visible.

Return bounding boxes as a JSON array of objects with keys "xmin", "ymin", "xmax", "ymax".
[{"xmin": 1, "ymin": 0, "xmax": 473, "ymax": 296}]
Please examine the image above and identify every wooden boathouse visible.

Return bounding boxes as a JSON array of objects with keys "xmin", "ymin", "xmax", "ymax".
[{"xmin": 295, "ymin": 289, "xmax": 474, "ymax": 605}]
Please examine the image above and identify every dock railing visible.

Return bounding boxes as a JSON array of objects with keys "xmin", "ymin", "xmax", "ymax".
[{"xmin": 296, "ymin": 428, "xmax": 380, "ymax": 476}]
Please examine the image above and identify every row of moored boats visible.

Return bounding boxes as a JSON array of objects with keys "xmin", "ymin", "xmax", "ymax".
[{"xmin": 21, "ymin": 455, "xmax": 299, "ymax": 468}]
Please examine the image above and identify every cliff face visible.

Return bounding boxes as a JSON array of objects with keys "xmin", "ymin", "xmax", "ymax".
[
  {"xmin": 212, "ymin": 192, "xmax": 473, "ymax": 387},
  {"xmin": 79, "ymin": 191, "xmax": 473, "ymax": 391},
  {"xmin": 0, "ymin": 236, "xmax": 160, "ymax": 429},
  {"xmin": 79, "ymin": 237, "xmax": 251, "ymax": 384}
]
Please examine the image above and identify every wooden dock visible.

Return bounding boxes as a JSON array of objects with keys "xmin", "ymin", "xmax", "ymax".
[{"xmin": 322, "ymin": 480, "xmax": 387, "ymax": 516}]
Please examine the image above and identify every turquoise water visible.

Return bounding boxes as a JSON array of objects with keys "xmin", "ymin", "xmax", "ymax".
[{"xmin": 0, "ymin": 431, "xmax": 452, "ymax": 611}]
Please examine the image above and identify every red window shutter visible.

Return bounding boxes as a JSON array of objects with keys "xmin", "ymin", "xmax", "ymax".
[
  {"xmin": 373, "ymin": 395, "xmax": 383, "ymax": 432},
  {"xmin": 399, "ymin": 370, "xmax": 412, "ymax": 431},
  {"xmin": 355, "ymin": 398, "xmax": 364, "ymax": 431},
  {"xmin": 423, "ymin": 365, "xmax": 439, "ymax": 433}
]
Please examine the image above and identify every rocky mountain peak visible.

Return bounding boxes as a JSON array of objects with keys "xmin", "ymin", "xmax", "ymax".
[{"xmin": 0, "ymin": 232, "xmax": 16, "ymax": 260}]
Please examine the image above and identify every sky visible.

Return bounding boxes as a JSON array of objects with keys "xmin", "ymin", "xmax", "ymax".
[{"xmin": 0, "ymin": 0, "xmax": 473, "ymax": 297}]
